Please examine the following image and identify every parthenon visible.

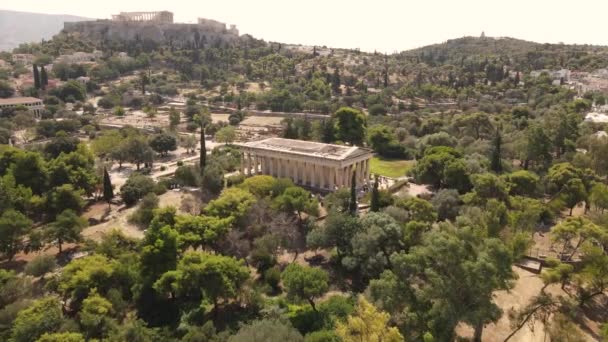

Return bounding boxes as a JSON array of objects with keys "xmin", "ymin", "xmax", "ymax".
[
  {"xmin": 111, "ymin": 11, "xmax": 174, "ymax": 24},
  {"xmin": 237, "ymin": 138, "xmax": 373, "ymax": 191}
]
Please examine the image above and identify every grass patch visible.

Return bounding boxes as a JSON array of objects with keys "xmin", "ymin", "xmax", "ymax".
[{"xmin": 370, "ymin": 157, "xmax": 415, "ymax": 178}]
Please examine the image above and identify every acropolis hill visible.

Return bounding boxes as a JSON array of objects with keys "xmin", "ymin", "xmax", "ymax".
[{"xmin": 63, "ymin": 11, "xmax": 240, "ymax": 48}]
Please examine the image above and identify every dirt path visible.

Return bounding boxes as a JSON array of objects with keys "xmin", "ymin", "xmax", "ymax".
[{"xmin": 457, "ymin": 267, "xmax": 597, "ymax": 341}]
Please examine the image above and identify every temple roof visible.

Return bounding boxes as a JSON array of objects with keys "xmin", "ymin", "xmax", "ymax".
[{"xmin": 237, "ymin": 138, "xmax": 372, "ymax": 161}]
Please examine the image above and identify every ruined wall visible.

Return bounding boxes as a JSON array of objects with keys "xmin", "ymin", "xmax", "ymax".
[{"xmin": 63, "ymin": 20, "xmax": 240, "ymax": 48}]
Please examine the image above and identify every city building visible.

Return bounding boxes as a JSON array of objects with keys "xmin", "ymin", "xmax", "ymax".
[
  {"xmin": 0, "ymin": 97, "xmax": 44, "ymax": 117},
  {"xmin": 12, "ymin": 54, "xmax": 34, "ymax": 65},
  {"xmin": 55, "ymin": 51, "xmax": 102, "ymax": 64},
  {"xmin": 237, "ymin": 138, "xmax": 373, "ymax": 191},
  {"xmin": 111, "ymin": 11, "xmax": 173, "ymax": 24}
]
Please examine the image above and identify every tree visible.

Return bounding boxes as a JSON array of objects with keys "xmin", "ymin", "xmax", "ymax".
[
  {"xmin": 154, "ymin": 251, "xmax": 249, "ymax": 314},
  {"xmin": 149, "ymin": 133, "xmax": 177, "ymax": 156},
  {"xmin": 273, "ymin": 186, "xmax": 319, "ymax": 222},
  {"xmin": 332, "ymin": 107, "xmax": 366, "ymax": 145},
  {"xmin": 349, "ymin": 170, "xmax": 357, "ymax": 215},
  {"xmin": 347, "ymin": 212, "xmax": 404, "ymax": 276},
  {"xmin": 128, "ymin": 193, "xmax": 159, "ymax": 228},
  {"xmin": 106, "ymin": 314, "xmax": 162, "ymax": 342},
  {"xmin": 37, "ymin": 332, "xmax": 85, "ymax": 342},
  {"xmin": 175, "ymin": 213, "xmax": 233, "ymax": 250},
  {"xmin": 523, "ymin": 125, "xmax": 552, "ymax": 170},
  {"xmin": 335, "ymin": 296, "xmax": 404, "ymax": 342},
  {"xmin": 412, "ymin": 146, "xmax": 470, "ymax": 191},
  {"xmin": 370, "ymin": 175, "xmax": 380, "ymax": 212},
  {"xmin": 179, "ymin": 135, "xmax": 197, "ymax": 154},
  {"xmin": 33, "ymin": 64, "xmax": 41, "ymax": 89},
  {"xmin": 103, "ymin": 167, "xmax": 114, "ymax": 209},
  {"xmin": 58, "ymin": 80, "xmax": 86, "ymax": 102},
  {"xmin": 490, "ymin": 126, "xmax": 502, "ymax": 173},
  {"xmin": 47, "ymin": 184, "xmax": 85, "ymax": 217},
  {"xmin": 200, "ymin": 112, "xmax": 207, "ymax": 174},
  {"xmin": 205, "ymin": 187, "xmax": 256, "ymax": 222},
  {"xmin": 551, "ymin": 217, "xmax": 601, "ymax": 261},
  {"xmin": 369, "ymin": 226, "xmax": 514, "ymax": 341},
  {"xmin": 215, "ymin": 126, "xmax": 236, "ymax": 145},
  {"xmin": 281, "ymin": 263, "xmax": 329, "ymax": 311},
  {"xmin": 0, "ymin": 209, "xmax": 32, "ymax": 261},
  {"xmin": 590, "ymin": 183, "xmax": 608, "ymax": 212},
  {"xmin": 431, "ymin": 188, "xmax": 461, "ymax": 221},
  {"xmin": 307, "ymin": 210, "xmax": 361, "ymax": 260},
  {"xmin": 228, "ymin": 319, "xmax": 303, "ymax": 342},
  {"xmin": 80, "ymin": 290, "xmax": 115, "ymax": 339},
  {"xmin": 503, "ymin": 170, "xmax": 540, "ymax": 197},
  {"xmin": 123, "ymin": 137, "xmax": 154, "ymax": 170},
  {"xmin": 40, "ymin": 65, "xmax": 48, "ymax": 89},
  {"xmin": 453, "ymin": 112, "xmax": 493, "ymax": 140},
  {"xmin": 0, "ymin": 80, "xmax": 15, "ymax": 98},
  {"xmin": 202, "ymin": 161, "xmax": 224, "ymax": 194},
  {"xmin": 120, "ymin": 174, "xmax": 155, "ymax": 206},
  {"xmin": 11, "ymin": 296, "xmax": 64, "ymax": 342},
  {"xmin": 561, "ymin": 178, "xmax": 587, "ymax": 215},
  {"xmin": 169, "ymin": 107, "xmax": 180, "ymax": 131},
  {"xmin": 47, "ymin": 209, "xmax": 87, "ymax": 253}
]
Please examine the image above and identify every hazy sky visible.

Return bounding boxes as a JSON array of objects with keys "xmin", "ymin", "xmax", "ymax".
[{"xmin": 2, "ymin": 0, "xmax": 607, "ymax": 52}]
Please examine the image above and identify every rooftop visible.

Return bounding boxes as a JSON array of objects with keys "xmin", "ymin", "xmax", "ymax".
[
  {"xmin": 0, "ymin": 97, "xmax": 43, "ymax": 105},
  {"xmin": 238, "ymin": 138, "xmax": 372, "ymax": 160}
]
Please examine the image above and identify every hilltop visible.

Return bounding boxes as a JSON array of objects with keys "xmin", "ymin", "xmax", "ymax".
[{"xmin": 400, "ymin": 35, "xmax": 608, "ymax": 71}]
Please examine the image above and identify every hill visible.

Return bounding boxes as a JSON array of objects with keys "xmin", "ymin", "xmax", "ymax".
[
  {"xmin": 399, "ymin": 36, "xmax": 608, "ymax": 71},
  {"xmin": 0, "ymin": 9, "xmax": 92, "ymax": 51}
]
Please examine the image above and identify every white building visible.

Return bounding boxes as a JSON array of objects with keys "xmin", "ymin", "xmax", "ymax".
[{"xmin": 0, "ymin": 97, "xmax": 44, "ymax": 117}]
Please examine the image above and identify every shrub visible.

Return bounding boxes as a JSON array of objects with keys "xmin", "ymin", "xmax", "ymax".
[
  {"xmin": 264, "ymin": 266, "xmax": 281, "ymax": 293},
  {"xmin": 128, "ymin": 193, "xmax": 159, "ymax": 227},
  {"xmin": 120, "ymin": 174, "xmax": 155, "ymax": 206},
  {"xmin": 24, "ymin": 255, "xmax": 57, "ymax": 278}
]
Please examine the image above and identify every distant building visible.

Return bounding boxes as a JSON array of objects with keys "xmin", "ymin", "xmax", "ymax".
[
  {"xmin": 112, "ymin": 11, "xmax": 173, "ymax": 24},
  {"xmin": 530, "ymin": 69, "xmax": 570, "ymax": 82},
  {"xmin": 197, "ymin": 18, "xmax": 239, "ymax": 35},
  {"xmin": 55, "ymin": 51, "xmax": 102, "ymax": 64},
  {"xmin": 76, "ymin": 76, "xmax": 90, "ymax": 84},
  {"xmin": 12, "ymin": 54, "xmax": 35, "ymax": 65},
  {"xmin": 0, "ymin": 97, "xmax": 44, "ymax": 117}
]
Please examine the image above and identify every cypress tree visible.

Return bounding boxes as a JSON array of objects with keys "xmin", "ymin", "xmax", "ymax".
[
  {"xmin": 33, "ymin": 64, "xmax": 40, "ymax": 89},
  {"xmin": 103, "ymin": 167, "xmax": 114, "ymax": 209},
  {"xmin": 370, "ymin": 175, "xmax": 380, "ymax": 212},
  {"xmin": 349, "ymin": 170, "xmax": 357, "ymax": 215},
  {"xmin": 490, "ymin": 126, "xmax": 502, "ymax": 173},
  {"xmin": 40, "ymin": 66, "xmax": 48, "ymax": 89},
  {"xmin": 200, "ymin": 121, "xmax": 206, "ymax": 174}
]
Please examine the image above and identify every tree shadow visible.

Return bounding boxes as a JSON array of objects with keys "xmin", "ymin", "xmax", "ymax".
[
  {"xmin": 0, "ymin": 259, "xmax": 27, "ymax": 273},
  {"xmin": 572, "ymin": 294, "xmax": 608, "ymax": 340}
]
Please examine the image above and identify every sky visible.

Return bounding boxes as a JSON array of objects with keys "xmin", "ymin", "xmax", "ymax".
[{"xmin": 2, "ymin": 0, "xmax": 608, "ymax": 52}]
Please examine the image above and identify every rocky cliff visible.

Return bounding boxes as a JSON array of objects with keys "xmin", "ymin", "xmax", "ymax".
[{"xmin": 63, "ymin": 20, "xmax": 240, "ymax": 48}]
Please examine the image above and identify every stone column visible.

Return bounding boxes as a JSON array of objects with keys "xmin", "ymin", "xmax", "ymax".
[
  {"xmin": 295, "ymin": 160, "xmax": 302, "ymax": 184},
  {"xmin": 246, "ymin": 152, "xmax": 252, "ymax": 175},
  {"xmin": 356, "ymin": 161, "xmax": 363, "ymax": 186},
  {"xmin": 365, "ymin": 159, "xmax": 370, "ymax": 185},
  {"xmin": 260, "ymin": 156, "xmax": 266, "ymax": 174},
  {"xmin": 240, "ymin": 152, "xmax": 246, "ymax": 175},
  {"xmin": 311, "ymin": 163, "xmax": 317, "ymax": 188},
  {"xmin": 329, "ymin": 167, "xmax": 336, "ymax": 190},
  {"xmin": 319, "ymin": 165, "xmax": 326, "ymax": 189}
]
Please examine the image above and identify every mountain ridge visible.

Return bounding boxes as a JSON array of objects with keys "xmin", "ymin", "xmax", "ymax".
[{"xmin": 0, "ymin": 9, "xmax": 92, "ymax": 51}]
